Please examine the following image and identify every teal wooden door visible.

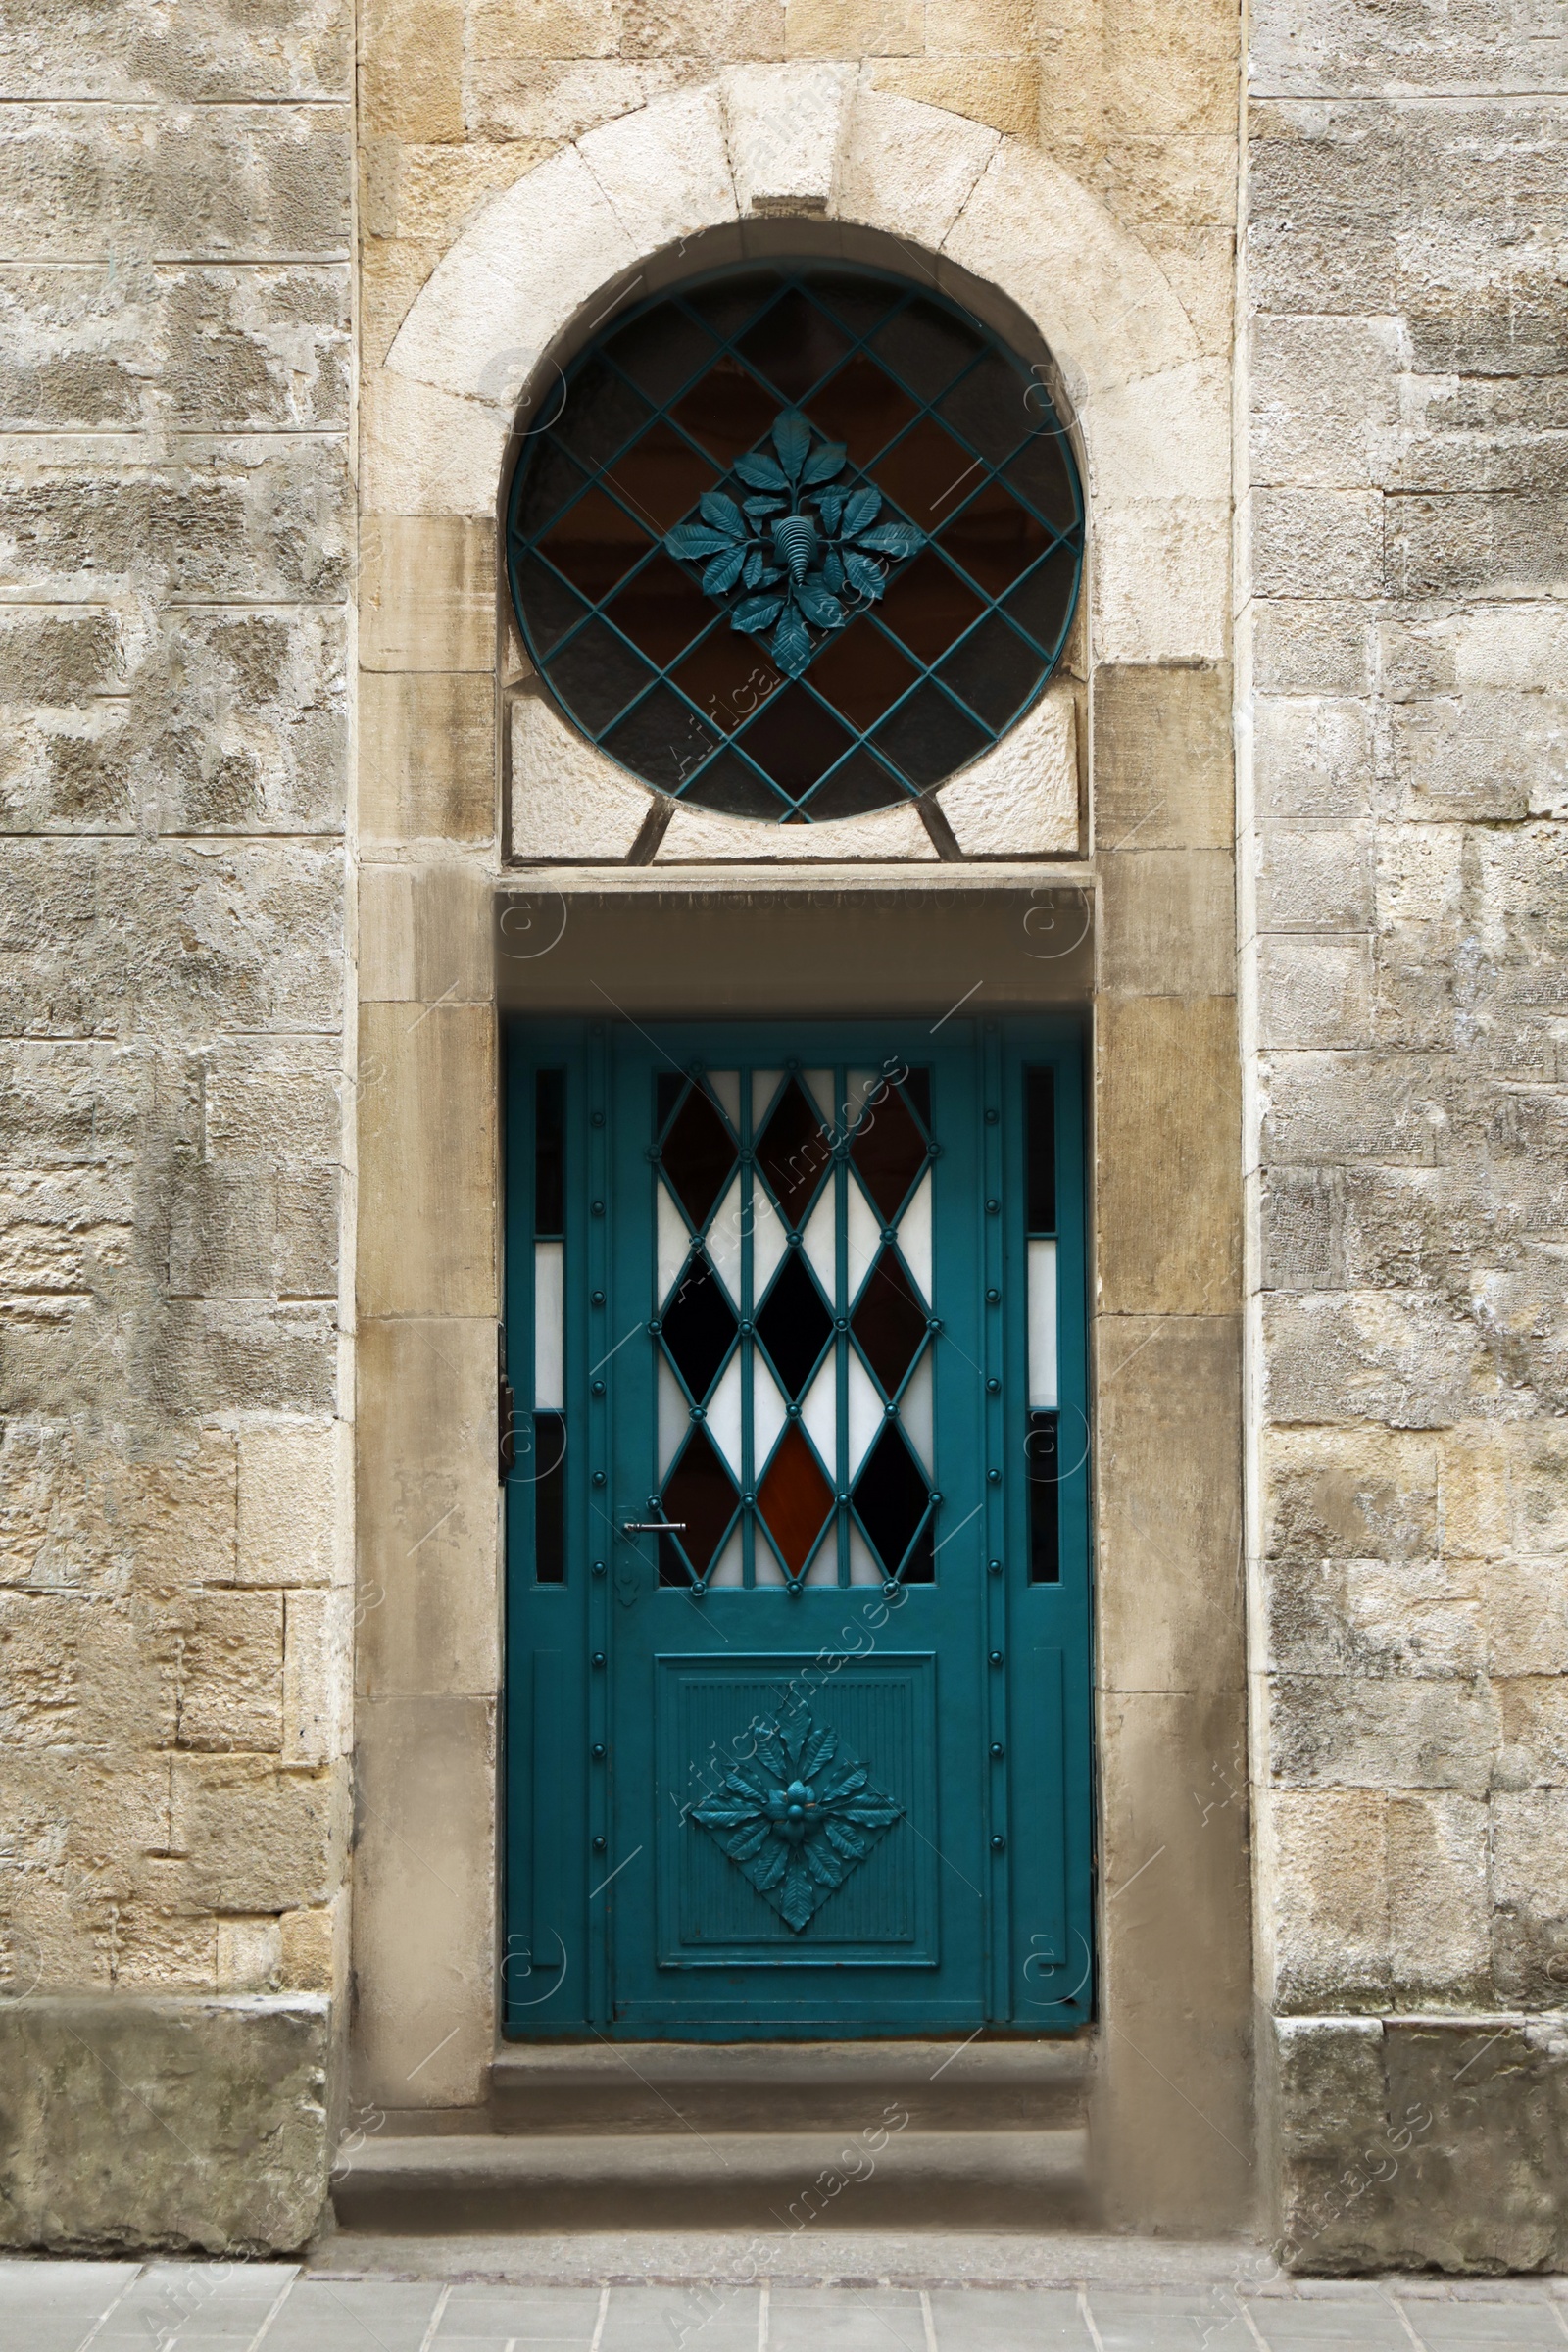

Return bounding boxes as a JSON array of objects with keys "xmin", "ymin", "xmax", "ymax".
[{"xmin": 504, "ymin": 1020, "xmax": 1091, "ymax": 2038}]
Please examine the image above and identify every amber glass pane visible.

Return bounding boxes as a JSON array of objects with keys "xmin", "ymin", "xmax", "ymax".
[
  {"xmin": 512, "ymin": 554, "xmax": 587, "ymax": 659},
  {"xmin": 554, "ymin": 357, "xmax": 653, "ymax": 470},
  {"xmin": 756, "ymin": 1250, "xmax": 834, "ymax": 1400},
  {"xmin": 756, "ymin": 1078, "xmax": 830, "ymax": 1226},
  {"xmin": 850, "ymin": 1084, "xmax": 927, "ymax": 1219},
  {"xmin": 690, "ymin": 270, "xmax": 781, "ymax": 342},
  {"xmin": 605, "ymin": 306, "xmax": 716, "ymax": 404},
  {"xmin": 604, "ymin": 422, "xmax": 717, "ymax": 535},
  {"xmin": 758, "ymin": 1423, "xmax": 833, "ymax": 1577},
  {"xmin": 605, "ymin": 550, "xmax": 712, "ymax": 667},
  {"xmin": 602, "ymin": 684, "xmax": 716, "ymax": 793},
  {"xmin": 852, "ymin": 1250, "xmax": 927, "ymax": 1396},
  {"xmin": 1003, "ymin": 545, "xmax": 1077, "ymax": 653},
  {"xmin": 681, "ymin": 752, "xmax": 781, "ymax": 818},
  {"xmin": 803, "ymin": 751, "xmax": 908, "ymax": 820},
  {"xmin": 807, "ymin": 621, "xmax": 918, "ymax": 731},
  {"xmin": 547, "ymin": 620, "xmax": 657, "ymax": 735},
  {"xmin": 805, "ymin": 355, "xmax": 918, "ymax": 468},
  {"xmin": 661, "ymin": 1250, "xmax": 738, "ymax": 1401},
  {"xmin": 936, "ymin": 349, "xmax": 1030, "ymax": 466},
  {"xmin": 661, "ymin": 1088, "xmax": 737, "ymax": 1227},
  {"xmin": 939, "ymin": 479, "xmax": 1051, "ymax": 597},
  {"xmin": 669, "ymin": 635, "xmax": 784, "ymax": 736},
  {"xmin": 873, "ymin": 681, "xmax": 988, "ymax": 790},
  {"xmin": 854, "ymin": 1425, "xmax": 930, "ymax": 1579},
  {"xmin": 671, "ymin": 358, "xmax": 780, "ymax": 465},
  {"xmin": 871, "ymin": 415, "xmax": 982, "ymax": 533},
  {"xmin": 515, "ymin": 438, "xmax": 588, "ymax": 538},
  {"xmin": 936, "ymin": 612, "xmax": 1044, "ymax": 731},
  {"xmin": 810, "ymin": 272, "xmax": 901, "ymax": 338},
  {"xmin": 902, "ymin": 1069, "xmax": 931, "ymax": 1128},
  {"xmin": 870, "ymin": 299, "xmax": 983, "ymax": 400},
  {"xmin": 875, "ymin": 549, "xmax": 984, "ymax": 664},
  {"xmin": 737, "ymin": 291, "xmax": 849, "ymax": 401},
  {"xmin": 539, "ymin": 486, "xmax": 653, "ymax": 603},
  {"xmin": 1006, "ymin": 433, "xmax": 1078, "ymax": 533},
  {"xmin": 662, "ymin": 1426, "xmax": 739, "ymax": 1579},
  {"xmin": 733, "ymin": 685, "xmax": 854, "ymax": 799}
]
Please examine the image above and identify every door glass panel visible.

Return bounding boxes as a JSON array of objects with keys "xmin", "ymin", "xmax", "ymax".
[
  {"xmin": 756, "ymin": 1077, "xmax": 831, "ymax": 1226},
  {"xmin": 898, "ymin": 1170, "xmax": 932, "ymax": 1298},
  {"xmin": 708, "ymin": 1173, "xmax": 744, "ymax": 1300},
  {"xmin": 658, "ymin": 1353, "xmax": 688, "ymax": 1475},
  {"xmin": 853, "ymin": 1423, "xmax": 932, "ymax": 1582},
  {"xmin": 708, "ymin": 1069, "xmax": 742, "ymax": 1130},
  {"xmin": 757, "ymin": 1423, "xmax": 833, "ymax": 1580},
  {"xmin": 798, "ymin": 1186, "xmax": 836, "ymax": 1300},
  {"xmin": 851, "ymin": 1249, "xmax": 926, "ymax": 1396},
  {"xmin": 850, "ymin": 1083, "xmax": 928, "ymax": 1219},
  {"xmin": 799, "ymin": 1352, "xmax": 836, "ymax": 1468},
  {"xmin": 660, "ymin": 1426, "xmax": 739, "ymax": 1585},
  {"xmin": 707, "ymin": 1349, "xmax": 744, "ymax": 1476},
  {"xmin": 657, "ymin": 1183, "xmax": 688, "ymax": 1306},
  {"xmin": 900, "ymin": 1349, "xmax": 934, "ymax": 1473},
  {"xmin": 661, "ymin": 1084, "xmax": 737, "ymax": 1229},
  {"xmin": 534, "ymin": 1242, "xmax": 564, "ymax": 1409},
  {"xmin": 1027, "ymin": 1239, "xmax": 1058, "ymax": 1409},
  {"xmin": 1025, "ymin": 1063, "xmax": 1060, "ymax": 1585},
  {"xmin": 755, "ymin": 1250, "xmax": 833, "ymax": 1400},
  {"xmin": 662, "ymin": 1251, "xmax": 737, "ymax": 1401},
  {"xmin": 847, "ymin": 1345, "xmax": 882, "ymax": 1475}
]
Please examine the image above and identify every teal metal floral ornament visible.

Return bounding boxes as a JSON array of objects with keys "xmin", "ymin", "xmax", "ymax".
[
  {"xmin": 690, "ymin": 1708, "xmax": 905, "ymax": 1931},
  {"xmin": 664, "ymin": 412, "xmax": 924, "ymax": 678}
]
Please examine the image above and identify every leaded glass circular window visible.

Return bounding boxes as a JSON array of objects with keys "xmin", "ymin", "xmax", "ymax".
[{"xmin": 506, "ymin": 263, "xmax": 1084, "ymax": 823}]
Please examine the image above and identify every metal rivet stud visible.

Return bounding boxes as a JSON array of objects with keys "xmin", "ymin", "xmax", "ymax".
[
  {"xmin": 928, "ymin": 1143, "xmax": 942, "ymax": 1159},
  {"xmin": 927, "ymin": 1316, "xmax": 943, "ymax": 1334},
  {"xmin": 592, "ymin": 1560, "xmax": 606, "ymax": 1577},
  {"xmin": 591, "ymin": 1111, "xmax": 605, "ymax": 1128},
  {"xmin": 991, "ymin": 1833, "xmax": 1006, "ymax": 1851},
  {"xmin": 648, "ymin": 1319, "xmax": 662, "ymax": 1336},
  {"xmin": 591, "ymin": 1290, "xmax": 605, "ymax": 1306},
  {"xmin": 884, "ymin": 1402, "xmax": 898, "ymax": 1419},
  {"xmin": 988, "ymin": 1467, "xmax": 1002, "ymax": 1485},
  {"xmin": 931, "ymin": 1490, "xmax": 943, "ymax": 1505},
  {"xmin": 986, "ymin": 1199, "xmax": 1001, "ymax": 1214},
  {"xmin": 987, "ymin": 1377, "xmax": 1001, "ymax": 1395},
  {"xmin": 786, "ymin": 1578, "xmax": 803, "ymax": 1596},
  {"xmin": 986, "ymin": 1288, "xmax": 1001, "ymax": 1304},
  {"xmin": 592, "ymin": 1651, "xmax": 606, "ymax": 1666},
  {"xmin": 593, "ymin": 1836, "xmax": 607, "ymax": 1852},
  {"xmin": 990, "ymin": 1741, "xmax": 1004, "ymax": 1758},
  {"xmin": 743, "ymin": 1493, "xmax": 756, "ymax": 1508},
  {"xmin": 988, "ymin": 1557, "xmax": 1003, "ymax": 1576},
  {"xmin": 592, "ymin": 1471, "xmax": 606, "ymax": 1488},
  {"xmin": 591, "ymin": 1200, "xmax": 605, "ymax": 1216},
  {"xmin": 834, "ymin": 1316, "xmax": 849, "ymax": 1333},
  {"xmin": 989, "ymin": 1648, "xmax": 1004, "ymax": 1665},
  {"xmin": 739, "ymin": 1318, "xmax": 753, "ymax": 1335},
  {"xmin": 836, "ymin": 1493, "xmax": 849, "ymax": 1507},
  {"xmin": 592, "ymin": 1380, "xmax": 605, "ymax": 1397},
  {"xmin": 592, "ymin": 1742, "xmax": 606, "ymax": 1759},
  {"xmin": 985, "ymin": 1108, "xmax": 1000, "ymax": 1125}
]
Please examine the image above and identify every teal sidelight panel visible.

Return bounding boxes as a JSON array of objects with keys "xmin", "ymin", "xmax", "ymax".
[{"xmin": 503, "ymin": 1019, "xmax": 1092, "ymax": 2037}]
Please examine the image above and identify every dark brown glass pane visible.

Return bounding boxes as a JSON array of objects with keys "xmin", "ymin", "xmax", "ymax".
[
  {"xmin": 1027, "ymin": 1412, "xmax": 1060, "ymax": 1584},
  {"xmin": 758, "ymin": 1423, "xmax": 833, "ymax": 1577},
  {"xmin": 805, "ymin": 355, "xmax": 917, "ymax": 468},
  {"xmin": 533, "ymin": 1410, "xmax": 565, "ymax": 1582},
  {"xmin": 689, "ymin": 270, "xmax": 782, "ymax": 343},
  {"xmin": 547, "ymin": 620, "xmax": 657, "ymax": 735},
  {"xmin": 605, "ymin": 549, "xmax": 712, "ymax": 667},
  {"xmin": 733, "ymin": 685, "xmax": 854, "ymax": 800},
  {"xmin": 669, "ymin": 635, "xmax": 784, "ymax": 736},
  {"xmin": 876, "ymin": 549, "xmax": 984, "ymax": 664},
  {"xmin": 539, "ymin": 486, "xmax": 654, "ymax": 603},
  {"xmin": 850, "ymin": 1081, "xmax": 927, "ymax": 1219},
  {"xmin": 1026, "ymin": 1065, "xmax": 1056, "ymax": 1233},
  {"xmin": 902, "ymin": 1069, "xmax": 932, "ymax": 1129},
  {"xmin": 604, "ymin": 422, "xmax": 717, "ymax": 535},
  {"xmin": 935, "ymin": 612, "xmax": 1045, "ymax": 731},
  {"xmin": 756, "ymin": 1077, "xmax": 830, "ymax": 1226},
  {"xmin": 737, "ymin": 291, "xmax": 849, "ymax": 402},
  {"xmin": 605, "ymin": 306, "xmax": 716, "ymax": 404},
  {"xmin": 936, "ymin": 348, "xmax": 1031, "ymax": 466},
  {"xmin": 656, "ymin": 1072, "xmax": 685, "ymax": 1133},
  {"xmin": 661, "ymin": 1089, "xmax": 737, "ymax": 1229},
  {"xmin": 939, "ymin": 479, "xmax": 1051, "ymax": 597},
  {"xmin": 662, "ymin": 1252, "xmax": 738, "ymax": 1400},
  {"xmin": 871, "ymin": 415, "xmax": 982, "ymax": 534},
  {"xmin": 1006, "ymin": 432, "xmax": 1078, "ymax": 533},
  {"xmin": 681, "ymin": 752, "xmax": 782, "ymax": 818},
  {"xmin": 872, "ymin": 681, "xmax": 988, "ymax": 790},
  {"xmin": 516, "ymin": 438, "xmax": 589, "ymax": 538},
  {"xmin": 806, "ymin": 621, "xmax": 918, "ymax": 731},
  {"xmin": 870, "ymin": 298, "xmax": 983, "ymax": 400},
  {"xmin": 802, "ymin": 751, "xmax": 906, "ymax": 820},
  {"xmin": 513, "ymin": 553, "xmax": 588, "ymax": 659},
  {"xmin": 852, "ymin": 1249, "xmax": 927, "ymax": 1396},
  {"xmin": 1003, "ymin": 546, "xmax": 1077, "ymax": 654},
  {"xmin": 853, "ymin": 1424, "xmax": 930, "ymax": 1580},
  {"xmin": 662, "ymin": 1425, "xmax": 739, "ymax": 1580},
  {"xmin": 810, "ymin": 272, "xmax": 901, "ymax": 338},
  {"xmin": 602, "ymin": 684, "xmax": 717, "ymax": 793},
  {"xmin": 534, "ymin": 1069, "xmax": 564, "ymax": 1237},
  {"xmin": 671, "ymin": 358, "xmax": 780, "ymax": 466},
  {"xmin": 755, "ymin": 1249, "xmax": 833, "ymax": 1400},
  {"xmin": 554, "ymin": 357, "xmax": 654, "ymax": 470}
]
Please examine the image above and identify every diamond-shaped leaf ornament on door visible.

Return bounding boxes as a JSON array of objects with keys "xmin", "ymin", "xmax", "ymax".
[{"xmin": 690, "ymin": 1710, "xmax": 904, "ymax": 1932}]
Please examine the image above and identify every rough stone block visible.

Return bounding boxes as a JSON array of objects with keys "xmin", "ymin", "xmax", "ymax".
[
  {"xmin": 3, "ymin": 0, "xmax": 351, "ymax": 101},
  {"xmin": 1496, "ymin": 1675, "xmax": 1568, "ymax": 1788},
  {"xmin": 203, "ymin": 1037, "xmax": 341, "ymax": 1165},
  {"xmin": 836, "ymin": 86, "xmax": 997, "ymax": 251},
  {"xmin": 724, "ymin": 62, "xmax": 855, "ymax": 212},
  {"xmin": 1492, "ymin": 1789, "xmax": 1568, "ymax": 2001},
  {"xmin": 1255, "ymin": 934, "xmax": 1372, "ymax": 1050},
  {"xmin": 578, "ymin": 84, "xmax": 738, "ymax": 255},
  {"xmin": 1096, "ymin": 999, "xmax": 1241, "ymax": 1315},
  {"xmin": 1252, "ymin": 697, "xmax": 1372, "ymax": 821},
  {"xmin": 175, "ymin": 1592, "xmax": 284, "ymax": 1754},
  {"xmin": 1386, "ymin": 493, "xmax": 1568, "ymax": 601},
  {"xmin": 216, "ymin": 1915, "xmax": 282, "ymax": 1991},
  {"xmin": 509, "ymin": 690, "xmax": 651, "ymax": 861},
  {"xmin": 873, "ymin": 57, "xmax": 1037, "ymax": 135},
  {"xmin": 0, "ymin": 1423, "xmax": 237, "ymax": 1593},
  {"xmin": 1249, "ymin": 489, "xmax": 1382, "ymax": 602},
  {"xmin": 466, "ymin": 57, "xmax": 691, "ymax": 147},
  {"xmin": 1261, "ymin": 1048, "xmax": 1447, "ymax": 1167},
  {"xmin": 622, "ymin": 0, "xmax": 783, "ymax": 52},
  {"xmin": 1093, "ymin": 662, "xmax": 1232, "ymax": 852},
  {"xmin": 362, "ymin": 0, "xmax": 464, "ymax": 139},
  {"xmin": 361, "ymin": 368, "xmax": 508, "ymax": 519},
  {"xmin": 359, "ymin": 516, "xmax": 495, "ymax": 674},
  {"xmin": 361, "ymin": 669, "xmax": 494, "ymax": 846},
  {"xmin": 656, "ymin": 797, "xmax": 938, "ymax": 861},
  {"xmin": 785, "ymin": 0, "xmax": 923, "ymax": 57},
  {"xmin": 1094, "ymin": 497, "xmax": 1230, "ymax": 663},
  {"xmin": 1390, "ymin": 691, "xmax": 1568, "ymax": 825},
  {"xmin": 1268, "ymin": 1790, "xmax": 1390, "ymax": 2008},
  {"xmin": 1255, "ymin": 823, "xmax": 1374, "ymax": 933},
  {"xmin": 1261, "ymin": 1289, "xmax": 1494, "ymax": 1430},
  {"xmin": 1269, "ymin": 1667, "xmax": 1499, "ymax": 1797},
  {"xmin": 169, "ymin": 1757, "xmax": 343, "ymax": 1914},
  {"xmin": 236, "ymin": 1420, "xmax": 346, "ymax": 1591},
  {"xmin": 1248, "ymin": 604, "xmax": 1370, "ymax": 700},
  {"xmin": 1249, "ymin": 316, "xmax": 1401, "ymax": 491},
  {"xmin": 1250, "ymin": 0, "xmax": 1568, "ymax": 98},
  {"xmin": 1260, "ymin": 1426, "xmax": 1440, "ymax": 1569},
  {"xmin": 281, "ymin": 1589, "xmax": 349, "ymax": 1766},
  {"xmin": 0, "ymin": 1994, "xmax": 329, "ymax": 2252},
  {"xmin": 932, "ymin": 684, "xmax": 1078, "ymax": 856}
]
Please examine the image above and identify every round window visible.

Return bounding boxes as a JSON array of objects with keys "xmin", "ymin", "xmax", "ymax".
[{"xmin": 506, "ymin": 263, "xmax": 1083, "ymax": 823}]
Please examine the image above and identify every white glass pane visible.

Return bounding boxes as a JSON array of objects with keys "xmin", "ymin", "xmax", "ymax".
[
  {"xmin": 898, "ymin": 1169, "xmax": 932, "ymax": 1300},
  {"xmin": 846, "ymin": 1172, "xmax": 880, "ymax": 1298},
  {"xmin": 899, "ymin": 1347, "xmax": 933, "ymax": 1473},
  {"xmin": 658, "ymin": 1353, "xmax": 688, "ymax": 1476},
  {"xmin": 800, "ymin": 1352, "xmax": 837, "ymax": 1482},
  {"xmin": 750, "ymin": 1184, "xmax": 787, "ymax": 1304},
  {"xmin": 708, "ymin": 1174, "xmax": 743, "ymax": 1302},
  {"xmin": 534, "ymin": 1241, "xmax": 564, "ymax": 1409},
  {"xmin": 709, "ymin": 1070, "xmax": 741, "ymax": 1132},
  {"xmin": 848, "ymin": 1523, "xmax": 882, "ymax": 1585},
  {"xmin": 707, "ymin": 1350, "xmax": 743, "ymax": 1477},
  {"xmin": 1029, "ymin": 1237, "xmax": 1058, "ymax": 1409},
  {"xmin": 802, "ymin": 1067, "xmax": 835, "ymax": 1126},
  {"xmin": 707, "ymin": 1526, "xmax": 744, "ymax": 1587},
  {"xmin": 753, "ymin": 1354, "xmax": 788, "ymax": 1479},
  {"xmin": 847, "ymin": 1347, "xmax": 882, "ymax": 1478},
  {"xmin": 751, "ymin": 1068, "xmax": 783, "ymax": 1129},
  {"xmin": 657, "ymin": 1181, "xmax": 689, "ymax": 1307},
  {"xmin": 800, "ymin": 1184, "xmax": 837, "ymax": 1302}
]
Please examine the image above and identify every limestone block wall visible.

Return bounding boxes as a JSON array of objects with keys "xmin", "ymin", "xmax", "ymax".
[
  {"xmin": 1240, "ymin": 0, "xmax": 1568, "ymax": 2273},
  {"xmin": 0, "ymin": 0, "xmax": 354, "ymax": 2250}
]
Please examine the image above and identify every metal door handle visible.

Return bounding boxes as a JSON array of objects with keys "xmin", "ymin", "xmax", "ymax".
[{"xmin": 621, "ymin": 1520, "xmax": 686, "ymax": 1534}]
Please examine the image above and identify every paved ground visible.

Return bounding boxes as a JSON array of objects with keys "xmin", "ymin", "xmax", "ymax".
[{"xmin": 5, "ymin": 2255, "xmax": 1568, "ymax": 2352}]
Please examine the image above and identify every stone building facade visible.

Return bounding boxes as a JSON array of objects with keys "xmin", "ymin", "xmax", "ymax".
[{"xmin": 0, "ymin": 0, "xmax": 1563, "ymax": 2272}]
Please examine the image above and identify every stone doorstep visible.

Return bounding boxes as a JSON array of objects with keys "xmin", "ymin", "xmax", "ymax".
[
  {"xmin": 485, "ymin": 2037, "xmax": 1096, "ymax": 2134},
  {"xmin": 328, "ymin": 2128, "xmax": 1094, "ymax": 2235}
]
